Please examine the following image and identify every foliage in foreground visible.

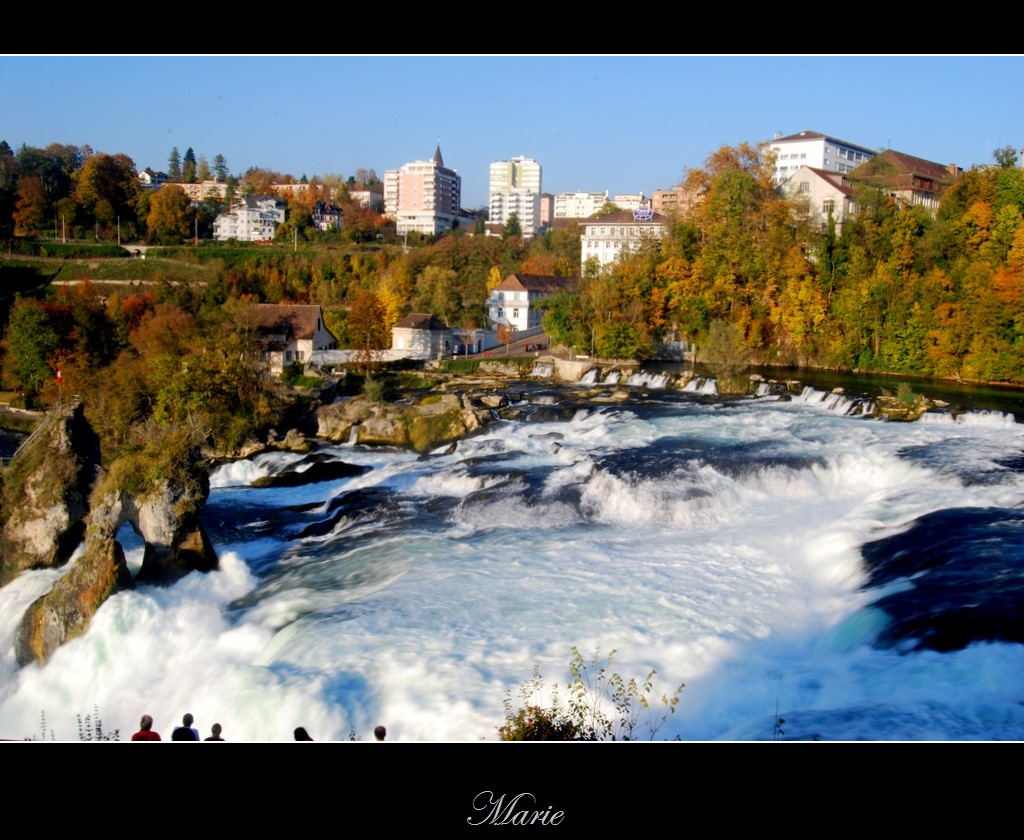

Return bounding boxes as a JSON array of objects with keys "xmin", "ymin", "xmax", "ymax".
[
  {"xmin": 499, "ymin": 647, "xmax": 684, "ymax": 741},
  {"xmin": 25, "ymin": 706, "xmax": 119, "ymax": 741}
]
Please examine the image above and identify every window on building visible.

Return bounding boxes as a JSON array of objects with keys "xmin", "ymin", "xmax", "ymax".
[
  {"xmin": 798, "ymin": 181, "xmax": 810, "ymax": 193},
  {"xmin": 823, "ymin": 198, "xmax": 835, "ymax": 216}
]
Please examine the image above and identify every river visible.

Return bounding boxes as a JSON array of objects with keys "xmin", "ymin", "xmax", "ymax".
[{"xmin": 2, "ymin": 367, "xmax": 1024, "ymax": 741}]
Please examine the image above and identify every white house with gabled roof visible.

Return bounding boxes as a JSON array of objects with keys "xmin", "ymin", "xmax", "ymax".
[
  {"xmin": 487, "ymin": 274, "xmax": 577, "ymax": 333},
  {"xmin": 780, "ymin": 165, "xmax": 857, "ymax": 234}
]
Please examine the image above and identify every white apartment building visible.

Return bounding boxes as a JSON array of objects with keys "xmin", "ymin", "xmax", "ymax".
[
  {"xmin": 612, "ymin": 193, "xmax": 647, "ymax": 211},
  {"xmin": 580, "ymin": 205, "xmax": 667, "ymax": 269},
  {"xmin": 489, "ymin": 156, "xmax": 543, "ymax": 236},
  {"xmin": 766, "ymin": 130, "xmax": 877, "ymax": 185},
  {"xmin": 489, "ymin": 156, "xmax": 542, "ymax": 195},
  {"xmin": 490, "ymin": 191, "xmax": 542, "ymax": 237},
  {"xmin": 213, "ymin": 196, "xmax": 286, "ymax": 242},
  {"xmin": 384, "ymin": 145, "xmax": 462, "ymax": 236},
  {"xmin": 349, "ymin": 190, "xmax": 383, "ymax": 210},
  {"xmin": 554, "ymin": 190, "xmax": 609, "ymax": 219}
]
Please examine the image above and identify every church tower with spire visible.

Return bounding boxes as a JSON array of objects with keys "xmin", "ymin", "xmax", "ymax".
[{"xmin": 384, "ymin": 144, "xmax": 462, "ymax": 236}]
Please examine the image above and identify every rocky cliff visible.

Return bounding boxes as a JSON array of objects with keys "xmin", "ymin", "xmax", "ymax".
[
  {"xmin": 0, "ymin": 401, "xmax": 99, "ymax": 586},
  {"xmin": 0, "ymin": 404, "xmax": 218, "ymax": 665}
]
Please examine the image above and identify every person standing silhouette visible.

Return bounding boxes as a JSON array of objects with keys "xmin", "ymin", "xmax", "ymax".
[
  {"xmin": 131, "ymin": 714, "xmax": 161, "ymax": 741},
  {"xmin": 171, "ymin": 713, "xmax": 200, "ymax": 741}
]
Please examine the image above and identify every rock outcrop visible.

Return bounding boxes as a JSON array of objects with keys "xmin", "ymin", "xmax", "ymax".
[
  {"xmin": 16, "ymin": 520, "xmax": 131, "ymax": 666},
  {"xmin": 1, "ymin": 404, "xmax": 219, "ymax": 665},
  {"xmin": 0, "ymin": 401, "xmax": 99, "ymax": 586},
  {"xmin": 316, "ymin": 393, "xmax": 495, "ymax": 453}
]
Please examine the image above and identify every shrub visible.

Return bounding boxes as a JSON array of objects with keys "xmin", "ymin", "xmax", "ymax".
[
  {"xmin": 499, "ymin": 648, "xmax": 684, "ymax": 741},
  {"xmin": 362, "ymin": 375, "xmax": 386, "ymax": 403},
  {"xmin": 77, "ymin": 705, "xmax": 119, "ymax": 741},
  {"xmin": 499, "ymin": 665, "xmax": 580, "ymax": 741}
]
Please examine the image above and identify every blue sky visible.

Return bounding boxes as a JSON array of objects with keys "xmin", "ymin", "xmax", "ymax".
[{"xmin": 2, "ymin": 55, "xmax": 1021, "ymax": 208}]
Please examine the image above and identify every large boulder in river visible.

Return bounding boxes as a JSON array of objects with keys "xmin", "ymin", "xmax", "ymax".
[
  {"xmin": 317, "ymin": 393, "xmax": 493, "ymax": 453},
  {"xmin": 0, "ymin": 401, "xmax": 100, "ymax": 586}
]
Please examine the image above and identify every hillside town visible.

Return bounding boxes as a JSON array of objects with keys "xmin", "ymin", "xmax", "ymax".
[{"xmin": 117, "ymin": 130, "xmax": 999, "ymax": 363}]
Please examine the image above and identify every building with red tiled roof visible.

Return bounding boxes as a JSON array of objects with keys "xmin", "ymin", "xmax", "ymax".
[{"xmin": 846, "ymin": 149, "xmax": 963, "ymax": 216}]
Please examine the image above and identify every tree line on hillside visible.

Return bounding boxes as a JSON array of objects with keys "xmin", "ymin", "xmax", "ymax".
[
  {"xmin": 542, "ymin": 142, "xmax": 1024, "ymax": 384},
  {"xmin": 2, "ymin": 135, "xmax": 1024, "ymax": 464},
  {"xmin": 0, "ymin": 141, "xmax": 390, "ymax": 245}
]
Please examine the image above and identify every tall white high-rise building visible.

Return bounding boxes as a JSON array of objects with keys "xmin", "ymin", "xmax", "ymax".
[{"xmin": 489, "ymin": 156, "xmax": 543, "ymax": 236}]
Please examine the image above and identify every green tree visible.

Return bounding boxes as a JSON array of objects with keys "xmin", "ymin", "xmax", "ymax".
[
  {"xmin": 412, "ymin": 266, "xmax": 461, "ymax": 326},
  {"xmin": 197, "ymin": 154, "xmax": 211, "ymax": 182},
  {"xmin": 17, "ymin": 144, "xmax": 80, "ymax": 210},
  {"xmin": 994, "ymin": 145, "xmax": 1019, "ymax": 169},
  {"xmin": 213, "ymin": 154, "xmax": 229, "ymax": 181},
  {"xmin": 701, "ymin": 318, "xmax": 752, "ymax": 379},
  {"xmin": 0, "ymin": 140, "xmax": 18, "ymax": 238},
  {"xmin": 593, "ymin": 201, "xmax": 623, "ymax": 218},
  {"xmin": 182, "ymin": 147, "xmax": 197, "ymax": 183},
  {"xmin": 2, "ymin": 295, "xmax": 60, "ymax": 402},
  {"xmin": 168, "ymin": 147, "xmax": 181, "ymax": 181},
  {"xmin": 502, "ymin": 212, "xmax": 522, "ymax": 240}
]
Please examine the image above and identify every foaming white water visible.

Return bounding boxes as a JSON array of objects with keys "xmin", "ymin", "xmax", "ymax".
[
  {"xmin": 682, "ymin": 377, "xmax": 718, "ymax": 395},
  {"xmin": 4, "ymin": 392, "xmax": 1024, "ymax": 741},
  {"xmin": 919, "ymin": 409, "xmax": 1019, "ymax": 428},
  {"xmin": 795, "ymin": 386, "xmax": 873, "ymax": 416},
  {"xmin": 625, "ymin": 372, "xmax": 669, "ymax": 388},
  {"xmin": 209, "ymin": 450, "xmax": 305, "ymax": 488}
]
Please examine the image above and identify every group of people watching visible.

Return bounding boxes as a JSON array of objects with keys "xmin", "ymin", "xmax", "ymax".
[
  {"xmin": 131, "ymin": 713, "xmax": 223, "ymax": 741},
  {"xmin": 132, "ymin": 713, "xmax": 386, "ymax": 741}
]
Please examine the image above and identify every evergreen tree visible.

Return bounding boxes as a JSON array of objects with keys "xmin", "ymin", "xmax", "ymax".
[
  {"xmin": 168, "ymin": 147, "xmax": 181, "ymax": 181},
  {"xmin": 213, "ymin": 154, "xmax": 228, "ymax": 181},
  {"xmin": 502, "ymin": 212, "xmax": 522, "ymax": 240},
  {"xmin": 182, "ymin": 147, "xmax": 197, "ymax": 183}
]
